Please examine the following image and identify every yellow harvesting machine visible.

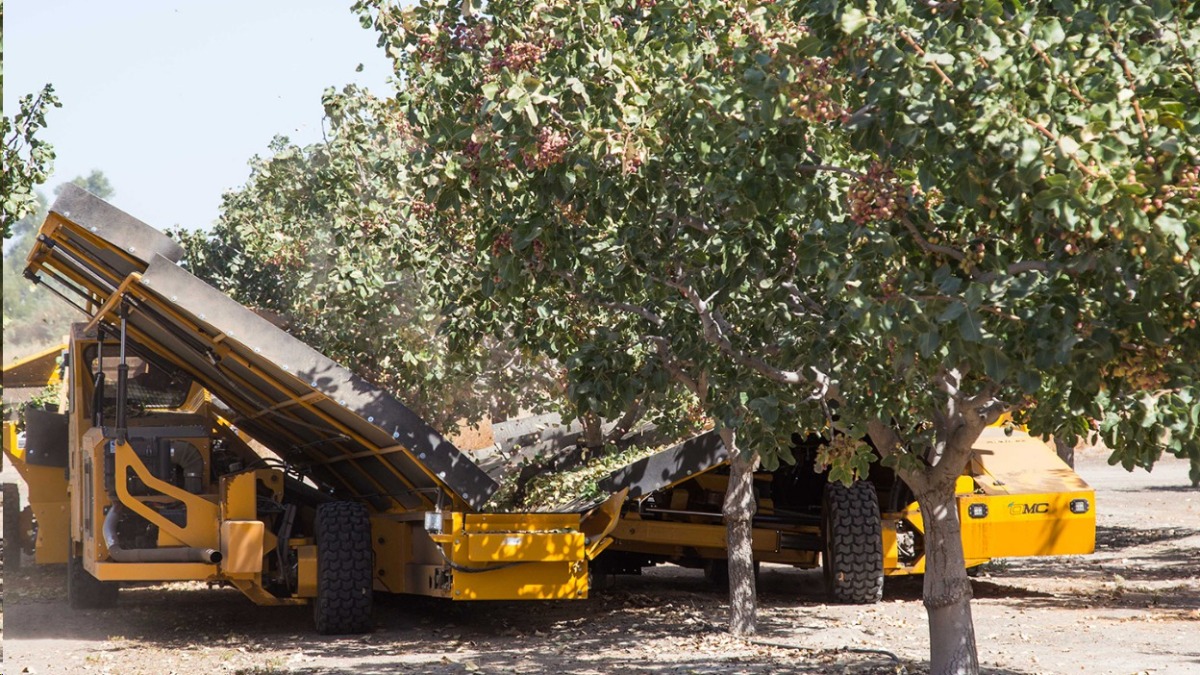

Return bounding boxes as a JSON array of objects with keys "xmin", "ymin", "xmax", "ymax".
[{"xmin": 4, "ymin": 185, "xmax": 619, "ymax": 633}]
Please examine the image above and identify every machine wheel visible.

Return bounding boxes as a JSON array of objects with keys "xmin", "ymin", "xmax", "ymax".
[
  {"xmin": 3, "ymin": 482, "xmax": 21, "ymax": 571},
  {"xmin": 67, "ymin": 541, "xmax": 119, "ymax": 609},
  {"xmin": 588, "ymin": 558, "xmax": 613, "ymax": 594},
  {"xmin": 19, "ymin": 505, "xmax": 38, "ymax": 556},
  {"xmin": 313, "ymin": 501, "xmax": 374, "ymax": 635},
  {"xmin": 703, "ymin": 558, "xmax": 729, "ymax": 587},
  {"xmin": 822, "ymin": 481, "xmax": 884, "ymax": 604}
]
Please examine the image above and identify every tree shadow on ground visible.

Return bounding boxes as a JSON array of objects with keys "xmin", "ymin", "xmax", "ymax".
[
  {"xmin": 998, "ymin": 525, "xmax": 1200, "ymax": 583},
  {"xmin": 955, "ymin": 523, "xmax": 1200, "ymax": 614},
  {"xmin": 1109, "ymin": 484, "xmax": 1199, "ymax": 494},
  {"xmin": 5, "ymin": 563, "xmax": 1045, "ymax": 675}
]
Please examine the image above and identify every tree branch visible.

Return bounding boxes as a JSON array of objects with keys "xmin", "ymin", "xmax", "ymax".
[
  {"xmin": 1015, "ymin": 109, "xmax": 1098, "ymax": 178},
  {"xmin": 898, "ymin": 29, "xmax": 954, "ymax": 87},
  {"xmin": 646, "ymin": 335, "xmax": 705, "ymax": 403},
  {"xmin": 606, "ymin": 399, "xmax": 644, "ymax": 443},
  {"xmin": 796, "ymin": 164, "xmax": 865, "ymax": 179},
  {"xmin": 657, "ymin": 208, "xmax": 712, "ymax": 235},
  {"xmin": 1173, "ymin": 18, "xmax": 1200, "ymax": 98},
  {"xmin": 665, "ymin": 274, "xmax": 808, "ymax": 386},
  {"xmin": 901, "ymin": 216, "xmax": 965, "ymax": 262},
  {"xmin": 1105, "ymin": 30, "xmax": 1150, "ymax": 147},
  {"xmin": 600, "ymin": 301, "xmax": 664, "ymax": 327},
  {"xmin": 1021, "ymin": 34, "xmax": 1089, "ymax": 105},
  {"xmin": 780, "ymin": 281, "xmax": 826, "ymax": 315},
  {"xmin": 866, "ymin": 420, "xmax": 904, "ymax": 461}
]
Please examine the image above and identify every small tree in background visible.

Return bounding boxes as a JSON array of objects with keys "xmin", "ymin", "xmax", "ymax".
[
  {"xmin": 355, "ymin": 1, "xmax": 1199, "ymax": 672},
  {"xmin": 4, "ymin": 172, "xmax": 112, "ymax": 359},
  {"xmin": 173, "ymin": 86, "xmax": 564, "ymax": 431}
]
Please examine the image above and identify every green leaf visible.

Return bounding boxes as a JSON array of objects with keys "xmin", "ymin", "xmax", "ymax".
[
  {"xmin": 1040, "ymin": 19, "xmax": 1066, "ymax": 46},
  {"xmin": 958, "ymin": 312, "xmax": 982, "ymax": 342},
  {"xmin": 1016, "ymin": 370, "xmax": 1041, "ymax": 395},
  {"xmin": 918, "ymin": 331, "xmax": 939, "ymax": 357},
  {"xmin": 983, "ymin": 348, "xmax": 1010, "ymax": 382},
  {"xmin": 522, "ymin": 101, "xmax": 539, "ymax": 127},
  {"xmin": 840, "ymin": 8, "xmax": 868, "ymax": 36},
  {"xmin": 1155, "ymin": 213, "xmax": 1187, "ymax": 251},
  {"xmin": 938, "ymin": 301, "xmax": 965, "ymax": 322}
]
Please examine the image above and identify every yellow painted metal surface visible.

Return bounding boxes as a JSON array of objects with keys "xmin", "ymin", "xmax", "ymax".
[
  {"xmin": 462, "ymin": 512, "xmax": 579, "ymax": 532},
  {"xmin": 408, "ymin": 511, "xmax": 595, "ymax": 600},
  {"xmin": 883, "ymin": 486, "xmax": 1095, "ymax": 576},
  {"xmin": 229, "ymin": 578, "xmax": 308, "ymax": 606},
  {"xmin": 581, "ymin": 489, "xmax": 627, "ymax": 558},
  {"xmin": 370, "ymin": 518, "xmax": 411, "ymax": 594},
  {"xmin": 451, "ymin": 560, "xmax": 589, "ymax": 600},
  {"xmin": 465, "ymin": 531, "xmax": 585, "ymax": 562},
  {"xmin": 221, "ymin": 471, "xmax": 259, "ymax": 521},
  {"xmin": 970, "ymin": 426, "xmax": 1090, "ymax": 494},
  {"xmin": 958, "ymin": 490, "xmax": 1096, "ymax": 559},
  {"xmin": 882, "ymin": 519, "xmax": 899, "ymax": 571},
  {"xmin": 92, "ymin": 560, "xmax": 217, "ymax": 582},
  {"xmin": 613, "ymin": 516, "xmax": 780, "ymax": 552},
  {"xmin": 1, "ymin": 343, "xmax": 64, "ymax": 390},
  {"xmin": 2, "ymin": 421, "xmax": 70, "ymax": 564},
  {"xmin": 27, "ymin": 474, "xmax": 69, "ymax": 564},
  {"xmin": 220, "ymin": 520, "xmax": 265, "ymax": 576},
  {"xmin": 2, "ymin": 346, "xmax": 70, "ymax": 563},
  {"xmin": 586, "ymin": 536, "xmax": 615, "ymax": 560},
  {"xmin": 2, "ymin": 421, "xmax": 15, "ymax": 468},
  {"xmin": 113, "ymin": 440, "xmax": 220, "ymax": 550},
  {"xmin": 296, "ymin": 545, "xmax": 318, "ymax": 598},
  {"xmin": 883, "ymin": 425, "xmax": 1096, "ymax": 576}
]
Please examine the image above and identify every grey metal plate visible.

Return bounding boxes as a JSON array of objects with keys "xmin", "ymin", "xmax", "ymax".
[
  {"xmin": 597, "ymin": 430, "xmax": 728, "ymax": 499},
  {"xmin": 23, "ymin": 408, "xmax": 69, "ymax": 468},
  {"xmin": 46, "ymin": 185, "xmax": 184, "ymax": 280},
  {"xmin": 137, "ymin": 256, "xmax": 499, "ymax": 510}
]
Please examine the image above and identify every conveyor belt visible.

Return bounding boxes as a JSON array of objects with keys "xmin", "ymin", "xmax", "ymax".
[{"xmin": 27, "ymin": 185, "xmax": 498, "ymax": 511}]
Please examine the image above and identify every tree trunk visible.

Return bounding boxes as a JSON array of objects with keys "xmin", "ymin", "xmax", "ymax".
[
  {"xmin": 581, "ymin": 412, "xmax": 604, "ymax": 454},
  {"xmin": 914, "ymin": 480, "xmax": 980, "ymax": 675},
  {"xmin": 721, "ymin": 428, "xmax": 759, "ymax": 637},
  {"xmin": 1053, "ymin": 435, "xmax": 1075, "ymax": 469}
]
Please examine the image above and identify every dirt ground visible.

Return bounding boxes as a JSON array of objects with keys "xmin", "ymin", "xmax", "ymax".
[{"xmin": 2, "ymin": 447, "xmax": 1197, "ymax": 675}]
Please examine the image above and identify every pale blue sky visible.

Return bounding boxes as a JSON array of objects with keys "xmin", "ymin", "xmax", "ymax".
[{"xmin": 4, "ymin": 0, "xmax": 394, "ymax": 231}]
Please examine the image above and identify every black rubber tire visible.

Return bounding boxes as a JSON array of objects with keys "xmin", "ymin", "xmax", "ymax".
[
  {"xmin": 313, "ymin": 501, "xmax": 374, "ymax": 635},
  {"xmin": 19, "ymin": 505, "xmax": 37, "ymax": 556},
  {"xmin": 822, "ymin": 481, "xmax": 884, "ymax": 604},
  {"xmin": 67, "ymin": 541, "xmax": 119, "ymax": 609},
  {"xmin": 588, "ymin": 558, "xmax": 613, "ymax": 594},
  {"xmin": 703, "ymin": 558, "xmax": 729, "ymax": 587},
  {"xmin": 3, "ymin": 482, "xmax": 21, "ymax": 572}
]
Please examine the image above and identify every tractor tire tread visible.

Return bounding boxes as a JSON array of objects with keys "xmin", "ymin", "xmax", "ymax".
[
  {"xmin": 313, "ymin": 501, "xmax": 373, "ymax": 635},
  {"xmin": 67, "ymin": 543, "xmax": 119, "ymax": 609},
  {"xmin": 823, "ymin": 481, "xmax": 884, "ymax": 604},
  {"xmin": 3, "ymin": 483, "xmax": 21, "ymax": 572}
]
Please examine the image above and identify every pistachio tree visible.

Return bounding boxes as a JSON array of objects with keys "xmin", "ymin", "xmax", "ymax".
[
  {"xmin": 174, "ymin": 87, "xmax": 562, "ymax": 430},
  {"xmin": 355, "ymin": 0, "xmax": 1199, "ymax": 671}
]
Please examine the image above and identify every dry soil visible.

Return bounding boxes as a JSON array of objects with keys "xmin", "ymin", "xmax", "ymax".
[{"xmin": 1, "ymin": 447, "xmax": 1197, "ymax": 675}]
